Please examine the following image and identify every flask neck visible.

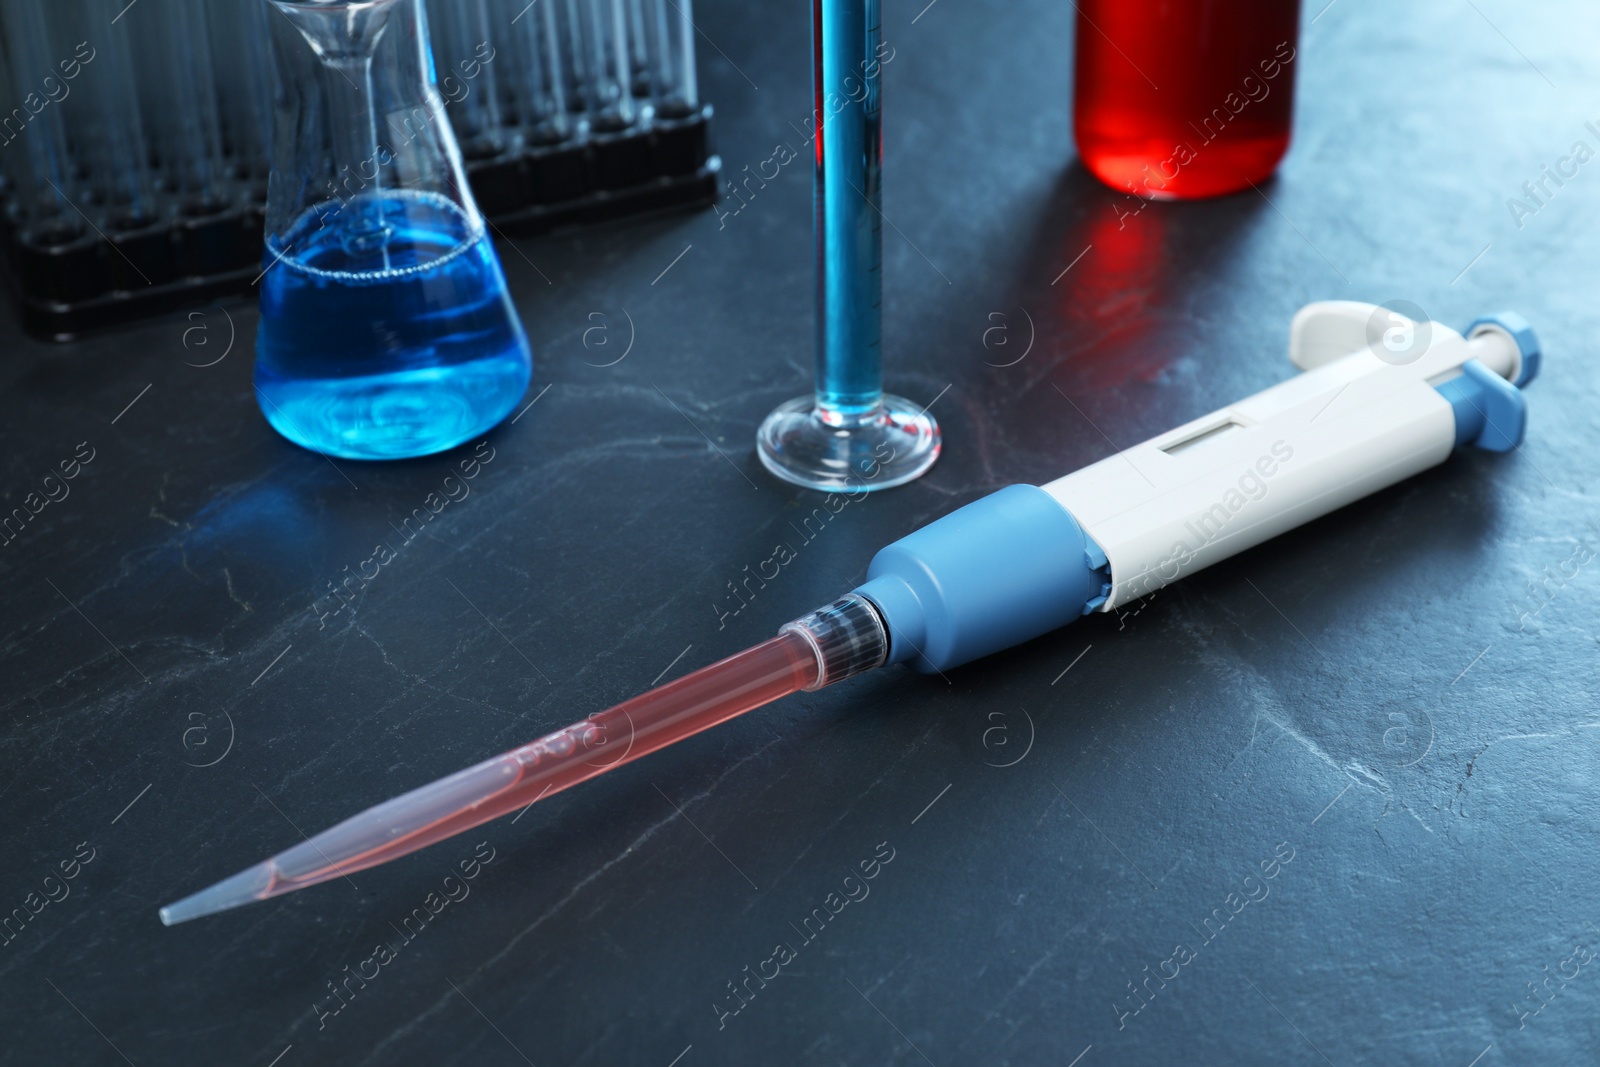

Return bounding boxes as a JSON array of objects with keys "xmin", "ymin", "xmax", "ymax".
[
  {"xmin": 269, "ymin": 0, "xmax": 402, "ymax": 65},
  {"xmin": 323, "ymin": 53, "xmax": 392, "ymax": 257},
  {"xmin": 262, "ymin": 0, "xmax": 483, "ymax": 250}
]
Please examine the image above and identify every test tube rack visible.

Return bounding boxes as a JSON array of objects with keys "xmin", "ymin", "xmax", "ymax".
[{"xmin": 0, "ymin": 0, "xmax": 719, "ymax": 341}]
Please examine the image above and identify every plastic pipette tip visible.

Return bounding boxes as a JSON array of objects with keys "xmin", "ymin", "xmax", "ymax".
[{"xmin": 159, "ymin": 861, "xmax": 278, "ymax": 926}]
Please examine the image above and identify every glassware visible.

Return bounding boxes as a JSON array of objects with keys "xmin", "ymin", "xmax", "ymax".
[
  {"xmin": 506, "ymin": 0, "xmax": 571, "ymax": 146},
  {"xmin": 429, "ymin": 0, "xmax": 506, "ymax": 160},
  {"xmin": 756, "ymin": 0, "xmax": 940, "ymax": 494},
  {"xmin": 2, "ymin": 0, "xmax": 78, "ymax": 238},
  {"xmin": 84, "ymin": 0, "xmax": 159, "ymax": 229},
  {"xmin": 153, "ymin": 0, "xmax": 230, "ymax": 214},
  {"xmin": 654, "ymin": 0, "xmax": 698, "ymax": 120},
  {"xmin": 624, "ymin": 0, "xmax": 696, "ymax": 120},
  {"xmin": 1073, "ymin": 0, "xmax": 1300, "ymax": 199},
  {"xmin": 569, "ymin": 0, "xmax": 635, "ymax": 133},
  {"xmin": 255, "ymin": 0, "xmax": 533, "ymax": 461}
]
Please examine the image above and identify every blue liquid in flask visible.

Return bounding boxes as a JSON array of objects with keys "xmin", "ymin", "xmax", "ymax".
[{"xmin": 254, "ymin": 190, "xmax": 532, "ymax": 460}]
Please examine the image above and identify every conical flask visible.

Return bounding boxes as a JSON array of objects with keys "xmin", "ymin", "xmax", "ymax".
[{"xmin": 254, "ymin": 0, "xmax": 533, "ymax": 460}]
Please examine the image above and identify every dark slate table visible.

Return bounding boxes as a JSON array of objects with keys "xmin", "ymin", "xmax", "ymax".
[{"xmin": 3, "ymin": 1, "xmax": 1596, "ymax": 1063}]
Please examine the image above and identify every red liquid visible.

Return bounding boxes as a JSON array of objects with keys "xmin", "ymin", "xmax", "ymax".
[
  {"xmin": 1073, "ymin": 0, "xmax": 1301, "ymax": 199},
  {"xmin": 255, "ymin": 631, "xmax": 823, "ymax": 899}
]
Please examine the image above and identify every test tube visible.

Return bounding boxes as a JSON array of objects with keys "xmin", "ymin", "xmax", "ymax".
[
  {"xmin": 755, "ymin": 0, "xmax": 940, "ymax": 492},
  {"xmin": 654, "ymin": 0, "xmax": 698, "ymax": 119},
  {"xmin": 559, "ymin": 0, "xmax": 590, "ymax": 113},
  {"xmin": 0, "ymin": 20, "xmax": 13, "ymax": 209},
  {"xmin": 626, "ymin": 0, "xmax": 695, "ymax": 119},
  {"xmin": 432, "ymin": 0, "xmax": 506, "ymax": 159},
  {"xmin": 506, "ymin": 0, "xmax": 571, "ymax": 145},
  {"xmin": 623, "ymin": 0, "xmax": 658, "ymax": 105},
  {"xmin": 84, "ymin": 0, "xmax": 157, "ymax": 227},
  {"xmin": 572, "ymin": 0, "xmax": 635, "ymax": 133},
  {"xmin": 1, "ymin": 0, "xmax": 78, "ymax": 233},
  {"xmin": 151, "ymin": 0, "xmax": 230, "ymax": 213},
  {"xmin": 211, "ymin": 0, "xmax": 276, "ymax": 183}
]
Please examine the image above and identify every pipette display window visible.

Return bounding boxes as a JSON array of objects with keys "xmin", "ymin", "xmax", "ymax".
[{"xmin": 1159, "ymin": 417, "xmax": 1249, "ymax": 456}]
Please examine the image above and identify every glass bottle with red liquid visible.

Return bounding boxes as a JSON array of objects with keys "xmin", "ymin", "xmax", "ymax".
[{"xmin": 1073, "ymin": 1, "xmax": 1301, "ymax": 199}]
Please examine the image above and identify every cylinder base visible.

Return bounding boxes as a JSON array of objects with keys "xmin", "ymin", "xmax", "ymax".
[{"xmin": 756, "ymin": 394, "xmax": 940, "ymax": 493}]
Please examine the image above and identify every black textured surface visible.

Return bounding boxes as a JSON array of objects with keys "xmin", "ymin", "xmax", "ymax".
[{"xmin": 3, "ymin": 1, "xmax": 1597, "ymax": 1064}]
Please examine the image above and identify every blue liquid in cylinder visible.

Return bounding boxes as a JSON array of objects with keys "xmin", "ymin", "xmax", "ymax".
[{"xmin": 254, "ymin": 191, "xmax": 532, "ymax": 460}]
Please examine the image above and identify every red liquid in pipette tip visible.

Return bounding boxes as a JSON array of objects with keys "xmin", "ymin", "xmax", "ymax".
[{"xmin": 161, "ymin": 631, "xmax": 820, "ymax": 925}]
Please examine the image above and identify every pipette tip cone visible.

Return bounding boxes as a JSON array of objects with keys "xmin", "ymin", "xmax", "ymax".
[{"xmin": 160, "ymin": 861, "xmax": 278, "ymax": 926}]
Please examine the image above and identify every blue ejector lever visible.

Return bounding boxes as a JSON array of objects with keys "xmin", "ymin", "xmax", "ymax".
[{"xmin": 1434, "ymin": 312, "xmax": 1541, "ymax": 452}]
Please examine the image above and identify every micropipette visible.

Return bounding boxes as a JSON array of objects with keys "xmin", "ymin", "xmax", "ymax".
[{"xmin": 161, "ymin": 301, "xmax": 1540, "ymax": 925}]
